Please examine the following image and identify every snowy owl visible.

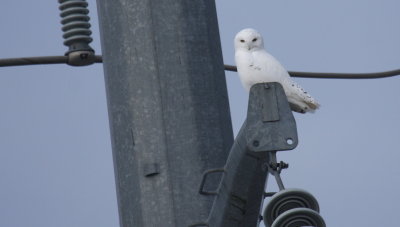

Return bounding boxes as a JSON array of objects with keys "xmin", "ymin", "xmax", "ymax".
[{"xmin": 234, "ymin": 28, "xmax": 320, "ymax": 113}]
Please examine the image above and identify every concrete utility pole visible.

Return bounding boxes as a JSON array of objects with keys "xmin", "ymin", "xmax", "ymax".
[{"xmin": 96, "ymin": 0, "xmax": 233, "ymax": 226}]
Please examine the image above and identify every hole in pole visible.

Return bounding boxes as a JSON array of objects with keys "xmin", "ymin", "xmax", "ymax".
[
  {"xmin": 253, "ymin": 140, "xmax": 260, "ymax": 147},
  {"xmin": 286, "ymin": 138, "xmax": 293, "ymax": 145}
]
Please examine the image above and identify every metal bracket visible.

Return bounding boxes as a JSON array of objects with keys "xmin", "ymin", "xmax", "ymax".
[
  {"xmin": 199, "ymin": 168, "xmax": 225, "ymax": 195},
  {"xmin": 246, "ymin": 83, "xmax": 298, "ymax": 152},
  {"xmin": 268, "ymin": 151, "xmax": 287, "ymax": 191},
  {"xmin": 195, "ymin": 82, "xmax": 299, "ymax": 227}
]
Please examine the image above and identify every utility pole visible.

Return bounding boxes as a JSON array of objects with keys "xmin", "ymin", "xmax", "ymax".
[{"xmin": 96, "ymin": 0, "xmax": 233, "ymax": 226}]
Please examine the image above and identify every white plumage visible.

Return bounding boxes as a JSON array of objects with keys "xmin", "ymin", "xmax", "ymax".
[{"xmin": 234, "ymin": 28, "xmax": 320, "ymax": 113}]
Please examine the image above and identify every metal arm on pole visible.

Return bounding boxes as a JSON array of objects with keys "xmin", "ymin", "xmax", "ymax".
[{"xmin": 195, "ymin": 82, "xmax": 298, "ymax": 227}]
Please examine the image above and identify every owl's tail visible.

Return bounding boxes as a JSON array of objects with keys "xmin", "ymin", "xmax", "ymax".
[{"xmin": 289, "ymin": 99, "xmax": 320, "ymax": 114}]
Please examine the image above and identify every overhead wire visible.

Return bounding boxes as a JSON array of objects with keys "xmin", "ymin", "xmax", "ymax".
[
  {"xmin": 0, "ymin": 55, "xmax": 102, "ymax": 67},
  {"xmin": 224, "ymin": 64, "xmax": 400, "ymax": 79},
  {"xmin": 0, "ymin": 55, "xmax": 399, "ymax": 79}
]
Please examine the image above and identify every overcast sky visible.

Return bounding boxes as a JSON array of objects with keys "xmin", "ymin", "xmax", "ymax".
[{"xmin": 1, "ymin": 1, "xmax": 399, "ymax": 227}]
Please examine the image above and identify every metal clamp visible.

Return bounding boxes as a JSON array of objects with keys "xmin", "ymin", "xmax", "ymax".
[{"xmin": 268, "ymin": 151, "xmax": 288, "ymax": 191}]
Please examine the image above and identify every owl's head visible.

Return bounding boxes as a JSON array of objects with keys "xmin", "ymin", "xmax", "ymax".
[{"xmin": 234, "ymin": 28, "xmax": 264, "ymax": 51}]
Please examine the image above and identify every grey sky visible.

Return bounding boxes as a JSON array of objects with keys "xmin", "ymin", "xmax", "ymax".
[{"xmin": 1, "ymin": 1, "xmax": 399, "ymax": 227}]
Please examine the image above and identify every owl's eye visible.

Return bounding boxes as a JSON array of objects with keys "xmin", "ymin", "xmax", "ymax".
[
  {"xmin": 252, "ymin": 38, "xmax": 258, "ymax": 42},
  {"xmin": 240, "ymin": 39, "xmax": 245, "ymax": 43}
]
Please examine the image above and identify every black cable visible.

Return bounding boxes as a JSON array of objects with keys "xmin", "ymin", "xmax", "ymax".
[
  {"xmin": 288, "ymin": 69, "xmax": 400, "ymax": 79},
  {"xmin": 0, "ymin": 56, "xmax": 68, "ymax": 67},
  {"xmin": 0, "ymin": 55, "xmax": 102, "ymax": 67},
  {"xmin": 224, "ymin": 64, "xmax": 400, "ymax": 79},
  {"xmin": 0, "ymin": 56, "xmax": 399, "ymax": 79}
]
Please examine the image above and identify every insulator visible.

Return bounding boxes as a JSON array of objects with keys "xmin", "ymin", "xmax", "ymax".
[
  {"xmin": 58, "ymin": 0, "xmax": 95, "ymax": 66},
  {"xmin": 271, "ymin": 208, "xmax": 326, "ymax": 227},
  {"xmin": 263, "ymin": 188, "xmax": 320, "ymax": 227}
]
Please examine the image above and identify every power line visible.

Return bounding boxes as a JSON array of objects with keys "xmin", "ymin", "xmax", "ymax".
[
  {"xmin": 0, "ymin": 55, "xmax": 399, "ymax": 79},
  {"xmin": 225, "ymin": 64, "xmax": 400, "ymax": 79},
  {"xmin": 0, "ymin": 56, "xmax": 69, "ymax": 66},
  {"xmin": 0, "ymin": 55, "xmax": 102, "ymax": 67},
  {"xmin": 289, "ymin": 69, "xmax": 400, "ymax": 79}
]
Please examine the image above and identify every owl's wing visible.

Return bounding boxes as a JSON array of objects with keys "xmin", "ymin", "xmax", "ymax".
[{"xmin": 283, "ymin": 78, "xmax": 320, "ymax": 112}]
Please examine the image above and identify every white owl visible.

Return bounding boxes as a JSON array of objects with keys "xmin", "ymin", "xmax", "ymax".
[{"xmin": 234, "ymin": 28, "xmax": 320, "ymax": 113}]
